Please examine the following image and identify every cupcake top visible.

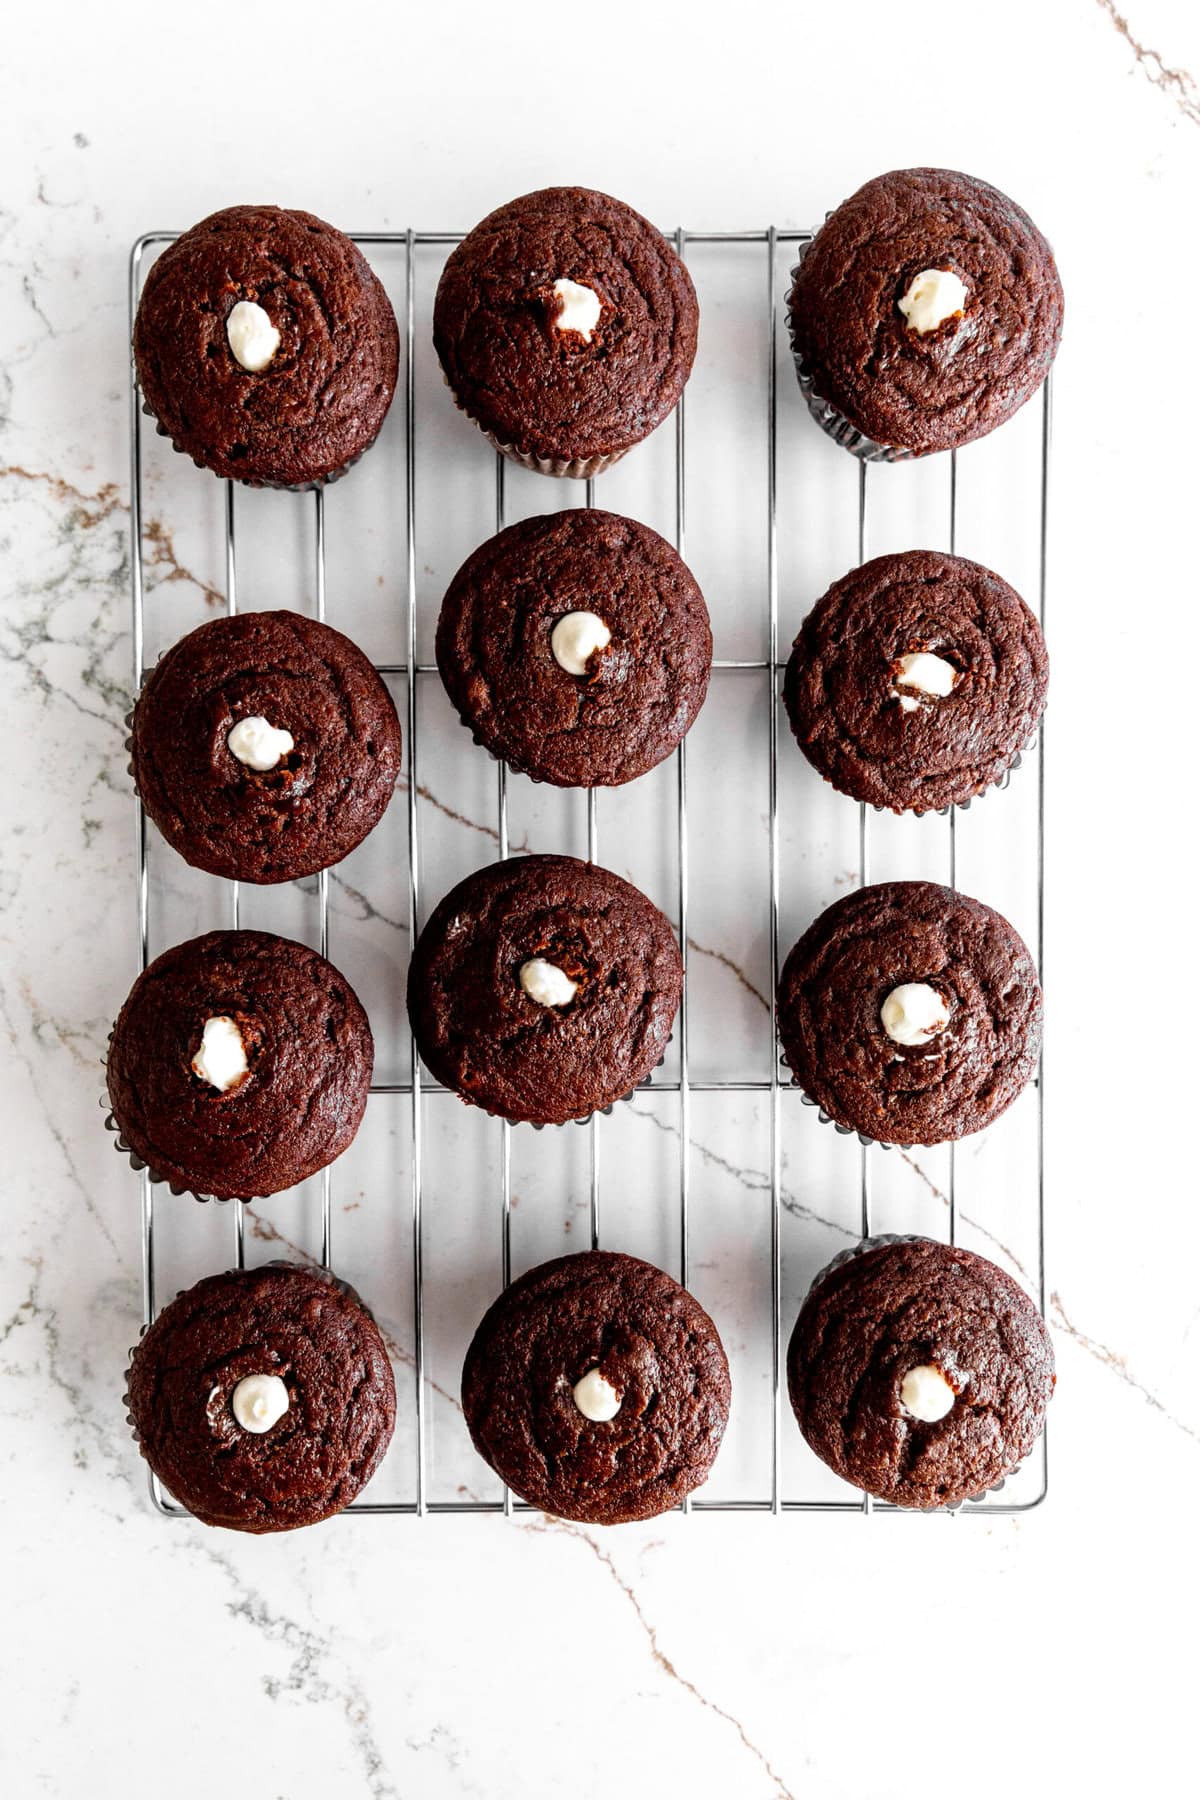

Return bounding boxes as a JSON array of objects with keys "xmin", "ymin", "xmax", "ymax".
[
  {"xmin": 133, "ymin": 205, "xmax": 399, "ymax": 488},
  {"xmin": 789, "ymin": 169, "xmax": 1064, "ymax": 454},
  {"xmin": 131, "ymin": 610, "xmax": 401, "ymax": 884},
  {"xmin": 433, "ymin": 187, "xmax": 698, "ymax": 468},
  {"xmin": 407, "ymin": 854, "xmax": 682, "ymax": 1126},
  {"xmin": 125, "ymin": 1264, "xmax": 396, "ymax": 1531},
  {"xmin": 777, "ymin": 880, "xmax": 1041, "ymax": 1146},
  {"xmin": 788, "ymin": 1237, "xmax": 1054, "ymax": 1508},
  {"xmin": 783, "ymin": 550, "xmax": 1048, "ymax": 813},
  {"xmin": 436, "ymin": 509, "xmax": 712, "ymax": 787},
  {"xmin": 462, "ymin": 1251, "xmax": 730, "ymax": 1523},
  {"xmin": 107, "ymin": 930, "xmax": 373, "ymax": 1200}
]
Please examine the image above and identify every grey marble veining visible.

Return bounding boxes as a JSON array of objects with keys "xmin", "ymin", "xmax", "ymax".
[{"xmin": 3, "ymin": 5, "xmax": 1200, "ymax": 1795}]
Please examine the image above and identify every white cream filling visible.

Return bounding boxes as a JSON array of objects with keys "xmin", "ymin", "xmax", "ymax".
[
  {"xmin": 519, "ymin": 958, "xmax": 579, "ymax": 1008},
  {"xmin": 550, "ymin": 610, "xmax": 612, "ymax": 677},
  {"xmin": 572, "ymin": 1368, "xmax": 622, "ymax": 1422},
  {"xmin": 191, "ymin": 1015, "xmax": 249, "ymax": 1092},
  {"xmin": 230, "ymin": 1373, "xmax": 290, "ymax": 1434},
  {"xmin": 900, "ymin": 1363, "xmax": 956, "ymax": 1423},
  {"xmin": 225, "ymin": 299, "xmax": 281, "ymax": 371},
  {"xmin": 898, "ymin": 267, "xmax": 969, "ymax": 335},
  {"xmin": 227, "ymin": 715, "xmax": 295, "ymax": 771},
  {"xmin": 895, "ymin": 651, "xmax": 958, "ymax": 700},
  {"xmin": 880, "ymin": 983, "xmax": 950, "ymax": 1048},
  {"xmin": 552, "ymin": 278, "xmax": 602, "ymax": 342}
]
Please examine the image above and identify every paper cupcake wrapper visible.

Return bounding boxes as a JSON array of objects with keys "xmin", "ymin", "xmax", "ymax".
[
  {"xmin": 875, "ymin": 741, "xmax": 1032, "ymax": 818},
  {"xmin": 435, "ymin": 1034, "xmax": 673, "ymax": 1134},
  {"xmin": 778, "ymin": 983, "xmax": 1042, "ymax": 1149},
  {"xmin": 479, "ymin": 425, "xmax": 626, "ymax": 483},
  {"xmin": 103, "ymin": 1025, "xmax": 255, "ymax": 1205},
  {"xmin": 794, "ymin": 1078, "xmax": 897, "ymax": 1150},
  {"xmin": 437, "ymin": 366, "xmax": 626, "ymax": 481},
  {"xmin": 123, "ymin": 1261, "xmax": 381, "ymax": 1518},
  {"xmin": 802, "ymin": 1232, "xmax": 1033, "ymax": 1511},
  {"xmin": 802, "ymin": 751, "xmax": 1026, "ymax": 822},
  {"xmin": 140, "ymin": 399, "xmax": 379, "ymax": 493},
  {"xmin": 776, "ymin": 1043, "xmax": 896, "ymax": 1150},
  {"xmin": 122, "ymin": 707, "xmax": 388, "ymax": 886},
  {"xmin": 102, "ymin": 1094, "xmax": 244, "ymax": 1205},
  {"xmin": 832, "ymin": 731, "xmax": 1037, "ymax": 820},
  {"xmin": 785, "ymin": 246, "xmax": 913, "ymax": 465},
  {"xmin": 445, "ymin": 694, "xmax": 691, "ymax": 792}
]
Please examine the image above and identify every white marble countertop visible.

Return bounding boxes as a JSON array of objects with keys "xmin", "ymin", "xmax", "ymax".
[{"xmin": 4, "ymin": 3, "xmax": 1199, "ymax": 1795}]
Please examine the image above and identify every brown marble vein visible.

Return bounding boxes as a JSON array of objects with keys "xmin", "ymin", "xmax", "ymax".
[
  {"xmin": 1095, "ymin": 0, "xmax": 1200, "ymax": 125},
  {"xmin": 687, "ymin": 936, "xmax": 770, "ymax": 1011},
  {"xmin": 626, "ymin": 1097, "xmax": 1033, "ymax": 1279},
  {"xmin": 396, "ymin": 775, "xmax": 531, "ymax": 853},
  {"xmin": 0, "ymin": 463, "xmax": 122, "ymax": 527},
  {"xmin": 0, "ymin": 461, "xmax": 223, "ymax": 608},
  {"xmin": 522, "ymin": 1512, "xmax": 798, "ymax": 1800},
  {"xmin": 896, "ymin": 1149, "xmax": 1031, "ymax": 1284},
  {"xmin": 243, "ymin": 1208, "xmax": 462, "ymax": 1413},
  {"xmin": 1051, "ymin": 1291, "xmax": 1200, "ymax": 1447},
  {"xmin": 627, "ymin": 1098, "xmax": 854, "ymax": 1238}
]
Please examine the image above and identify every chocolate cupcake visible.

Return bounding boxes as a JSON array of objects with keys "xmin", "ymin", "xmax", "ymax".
[
  {"xmin": 133, "ymin": 205, "xmax": 399, "ymax": 488},
  {"xmin": 433, "ymin": 187, "xmax": 698, "ymax": 477},
  {"xmin": 777, "ymin": 881, "xmax": 1041, "ymax": 1147},
  {"xmin": 107, "ymin": 930, "xmax": 373, "ymax": 1200},
  {"xmin": 788, "ymin": 1237, "xmax": 1054, "ymax": 1508},
  {"xmin": 783, "ymin": 550, "xmax": 1048, "ymax": 813},
  {"xmin": 407, "ymin": 854, "xmax": 681, "ymax": 1126},
  {"xmin": 130, "ymin": 610, "xmax": 401, "ymax": 884},
  {"xmin": 436, "ymin": 509, "xmax": 712, "ymax": 787},
  {"xmin": 788, "ymin": 169, "xmax": 1064, "ymax": 458},
  {"xmin": 462, "ymin": 1250, "xmax": 730, "ymax": 1522},
  {"xmin": 126, "ymin": 1264, "xmax": 396, "ymax": 1530}
]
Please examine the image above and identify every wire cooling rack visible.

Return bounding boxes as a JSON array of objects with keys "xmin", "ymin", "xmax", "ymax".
[{"xmin": 127, "ymin": 226, "xmax": 1049, "ymax": 1519}]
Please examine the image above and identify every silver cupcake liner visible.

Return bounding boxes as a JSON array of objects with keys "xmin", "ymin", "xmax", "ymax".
[
  {"xmin": 785, "ymin": 244, "xmax": 911, "ymax": 465},
  {"xmin": 801, "ymin": 1232, "xmax": 1046, "ymax": 1511},
  {"xmin": 437, "ymin": 367, "xmax": 625, "ymax": 480}
]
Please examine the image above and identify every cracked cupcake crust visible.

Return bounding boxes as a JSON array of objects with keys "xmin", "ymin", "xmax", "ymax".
[
  {"xmin": 407, "ymin": 855, "xmax": 682, "ymax": 1126},
  {"xmin": 131, "ymin": 610, "xmax": 401, "ymax": 884},
  {"xmin": 783, "ymin": 550, "xmax": 1048, "ymax": 813},
  {"xmin": 436, "ymin": 509, "xmax": 712, "ymax": 788},
  {"xmin": 788, "ymin": 1238, "xmax": 1054, "ymax": 1508},
  {"xmin": 133, "ymin": 204, "xmax": 399, "ymax": 488},
  {"xmin": 107, "ymin": 930, "xmax": 373, "ymax": 1200},
  {"xmin": 777, "ymin": 881, "xmax": 1041, "ymax": 1146},
  {"xmin": 433, "ymin": 187, "xmax": 698, "ymax": 468},
  {"xmin": 462, "ymin": 1251, "xmax": 730, "ymax": 1523},
  {"xmin": 789, "ymin": 168, "xmax": 1063, "ymax": 455},
  {"xmin": 125, "ymin": 1264, "xmax": 396, "ymax": 1532}
]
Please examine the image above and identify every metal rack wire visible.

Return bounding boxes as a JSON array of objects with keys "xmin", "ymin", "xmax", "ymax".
[{"xmin": 128, "ymin": 225, "xmax": 1049, "ymax": 1519}]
